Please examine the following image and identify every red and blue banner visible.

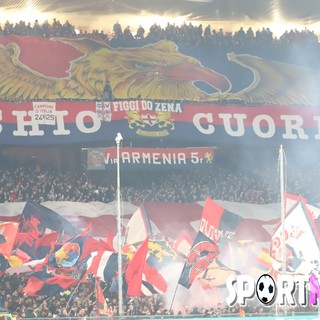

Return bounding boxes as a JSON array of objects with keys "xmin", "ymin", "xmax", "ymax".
[
  {"xmin": 1, "ymin": 35, "xmax": 320, "ymax": 146},
  {"xmin": 1, "ymin": 100, "xmax": 320, "ymax": 145},
  {"xmin": 88, "ymin": 146, "xmax": 214, "ymax": 169}
]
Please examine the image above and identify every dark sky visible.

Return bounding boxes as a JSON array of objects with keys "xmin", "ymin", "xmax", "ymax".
[
  {"xmin": 1, "ymin": 0, "xmax": 320, "ymax": 36},
  {"xmin": 1, "ymin": 0, "xmax": 320, "ymax": 20}
]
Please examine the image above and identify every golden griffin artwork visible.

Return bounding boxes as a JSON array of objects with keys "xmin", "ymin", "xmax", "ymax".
[{"xmin": 1, "ymin": 35, "xmax": 320, "ymax": 106}]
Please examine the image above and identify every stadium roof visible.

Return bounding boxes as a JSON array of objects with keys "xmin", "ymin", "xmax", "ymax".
[{"xmin": 1, "ymin": 0, "xmax": 320, "ymax": 37}]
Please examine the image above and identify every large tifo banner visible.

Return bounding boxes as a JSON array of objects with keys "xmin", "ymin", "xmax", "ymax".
[
  {"xmin": 1, "ymin": 35, "xmax": 320, "ymax": 145},
  {"xmin": 87, "ymin": 147, "xmax": 214, "ymax": 170},
  {"xmin": 1, "ymin": 100, "xmax": 320, "ymax": 145}
]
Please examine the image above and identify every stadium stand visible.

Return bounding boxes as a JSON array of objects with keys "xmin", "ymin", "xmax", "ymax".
[{"xmin": 1, "ymin": 18, "xmax": 320, "ymax": 318}]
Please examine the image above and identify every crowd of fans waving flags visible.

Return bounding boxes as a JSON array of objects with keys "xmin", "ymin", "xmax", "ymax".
[{"xmin": 0, "ymin": 194, "xmax": 320, "ymax": 314}]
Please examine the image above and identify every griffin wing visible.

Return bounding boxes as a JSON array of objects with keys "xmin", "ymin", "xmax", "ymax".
[
  {"xmin": 0, "ymin": 43, "xmax": 57, "ymax": 101},
  {"xmin": 227, "ymin": 53, "xmax": 320, "ymax": 106},
  {"xmin": 56, "ymin": 37, "xmax": 111, "ymax": 54}
]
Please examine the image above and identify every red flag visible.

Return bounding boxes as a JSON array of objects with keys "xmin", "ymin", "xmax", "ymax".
[
  {"xmin": 200, "ymin": 197, "xmax": 242, "ymax": 244},
  {"xmin": 142, "ymin": 262, "xmax": 167, "ymax": 295},
  {"xmin": 23, "ymin": 273, "xmax": 46, "ymax": 296},
  {"xmin": 23, "ymin": 271, "xmax": 78, "ymax": 296},
  {"xmin": 34, "ymin": 231, "xmax": 59, "ymax": 259},
  {"xmin": 80, "ymin": 237, "xmax": 114, "ymax": 260},
  {"xmin": 0, "ymin": 222, "xmax": 19, "ymax": 257},
  {"xmin": 106, "ymin": 231, "xmax": 114, "ymax": 250},
  {"xmin": 125, "ymin": 236, "xmax": 149, "ymax": 296},
  {"xmin": 95, "ymin": 279, "xmax": 108, "ymax": 316}
]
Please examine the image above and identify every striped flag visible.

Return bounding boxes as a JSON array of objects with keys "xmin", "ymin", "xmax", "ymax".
[
  {"xmin": 83, "ymin": 250, "xmax": 125, "ymax": 283},
  {"xmin": 124, "ymin": 204, "xmax": 153, "ymax": 244}
]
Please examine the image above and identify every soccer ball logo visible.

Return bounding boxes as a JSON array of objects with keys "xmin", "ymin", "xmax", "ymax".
[{"xmin": 256, "ymin": 274, "xmax": 276, "ymax": 306}]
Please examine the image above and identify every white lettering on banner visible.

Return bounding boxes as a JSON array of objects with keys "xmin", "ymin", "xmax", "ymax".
[
  {"xmin": 219, "ymin": 113, "xmax": 246, "ymax": 137},
  {"xmin": 153, "ymin": 153, "xmax": 160, "ymax": 164},
  {"xmin": 142, "ymin": 152, "xmax": 151, "ymax": 164},
  {"xmin": 141, "ymin": 100, "xmax": 152, "ymax": 111},
  {"xmin": 76, "ymin": 111, "xmax": 101, "ymax": 133},
  {"xmin": 178, "ymin": 153, "xmax": 186, "ymax": 164},
  {"xmin": 193, "ymin": 112, "xmax": 320, "ymax": 140},
  {"xmin": 162, "ymin": 153, "xmax": 185, "ymax": 164},
  {"xmin": 280, "ymin": 115, "xmax": 308, "ymax": 139},
  {"xmin": 200, "ymin": 217, "xmax": 220, "ymax": 242},
  {"xmin": 104, "ymin": 153, "xmax": 110, "ymax": 164},
  {"xmin": 131, "ymin": 152, "xmax": 140, "ymax": 164},
  {"xmin": 200, "ymin": 217, "xmax": 236, "ymax": 242},
  {"xmin": 163, "ymin": 153, "xmax": 175, "ymax": 164},
  {"xmin": 191, "ymin": 152, "xmax": 199, "ymax": 164},
  {"xmin": 154, "ymin": 102, "xmax": 183, "ymax": 113},
  {"xmin": 111, "ymin": 100, "xmax": 183, "ymax": 113},
  {"xmin": 12, "ymin": 111, "xmax": 44, "ymax": 136},
  {"xmin": 113, "ymin": 100, "xmax": 139, "ymax": 112},
  {"xmin": 193, "ymin": 113, "xmax": 215, "ymax": 134},
  {"xmin": 4, "ymin": 106, "xmax": 320, "ymax": 142},
  {"xmin": 117, "ymin": 151, "xmax": 188, "ymax": 165},
  {"xmin": 252, "ymin": 114, "xmax": 276, "ymax": 138},
  {"xmin": 313, "ymin": 116, "xmax": 320, "ymax": 139},
  {"xmin": 122, "ymin": 152, "xmax": 131, "ymax": 163},
  {"xmin": 53, "ymin": 111, "xmax": 70, "ymax": 135}
]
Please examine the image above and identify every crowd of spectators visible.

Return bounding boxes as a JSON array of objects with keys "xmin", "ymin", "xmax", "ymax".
[
  {"xmin": 0, "ymin": 273, "xmax": 173, "ymax": 318},
  {"xmin": 1, "ymin": 145, "xmax": 320, "ymax": 205},
  {"xmin": 1, "ymin": 16, "xmax": 320, "ymax": 319},
  {"xmin": 0, "ymin": 18, "xmax": 318, "ymax": 49},
  {"xmin": 0, "ymin": 148, "xmax": 320, "ymax": 318},
  {"xmin": 1, "ymin": 273, "xmax": 319, "ymax": 318}
]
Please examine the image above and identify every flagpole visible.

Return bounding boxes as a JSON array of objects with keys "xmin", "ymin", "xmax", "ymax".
[
  {"xmin": 279, "ymin": 145, "xmax": 287, "ymax": 316},
  {"xmin": 115, "ymin": 132, "xmax": 123, "ymax": 317},
  {"xmin": 66, "ymin": 280, "xmax": 83, "ymax": 313},
  {"xmin": 169, "ymin": 282, "xmax": 179, "ymax": 313},
  {"xmin": 34, "ymin": 296, "xmax": 51, "ymax": 315}
]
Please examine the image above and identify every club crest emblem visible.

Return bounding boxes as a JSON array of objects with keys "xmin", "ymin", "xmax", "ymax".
[{"xmin": 126, "ymin": 110, "xmax": 175, "ymax": 137}]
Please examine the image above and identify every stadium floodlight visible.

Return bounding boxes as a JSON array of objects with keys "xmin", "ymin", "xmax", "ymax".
[{"xmin": 115, "ymin": 132, "xmax": 123, "ymax": 144}]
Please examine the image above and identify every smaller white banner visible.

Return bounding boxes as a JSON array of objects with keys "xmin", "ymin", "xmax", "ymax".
[{"xmin": 32, "ymin": 101, "xmax": 56, "ymax": 125}]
